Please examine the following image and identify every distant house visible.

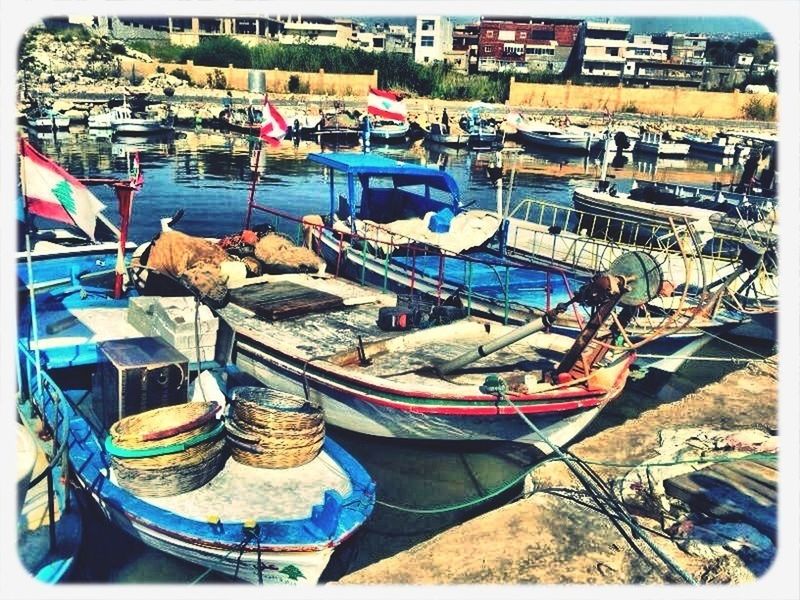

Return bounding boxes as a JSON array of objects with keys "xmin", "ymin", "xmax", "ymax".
[
  {"xmin": 414, "ymin": 16, "xmax": 453, "ymax": 64},
  {"xmin": 476, "ymin": 17, "xmax": 581, "ymax": 74},
  {"xmin": 578, "ymin": 21, "xmax": 630, "ymax": 81}
]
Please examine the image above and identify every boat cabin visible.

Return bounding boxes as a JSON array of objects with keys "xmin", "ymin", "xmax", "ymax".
[{"xmin": 308, "ymin": 152, "xmax": 462, "ymax": 231}]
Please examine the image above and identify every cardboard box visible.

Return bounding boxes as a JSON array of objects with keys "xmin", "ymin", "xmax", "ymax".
[{"xmin": 92, "ymin": 337, "xmax": 188, "ymax": 431}]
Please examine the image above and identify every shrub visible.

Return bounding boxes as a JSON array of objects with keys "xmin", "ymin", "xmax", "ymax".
[
  {"xmin": 109, "ymin": 41, "xmax": 126, "ymax": 54},
  {"xmin": 206, "ymin": 69, "xmax": 227, "ymax": 90},
  {"xmin": 184, "ymin": 36, "xmax": 251, "ymax": 68},
  {"xmin": 287, "ymin": 74, "xmax": 301, "ymax": 93},
  {"xmin": 742, "ymin": 96, "xmax": 777, "ymax": 121},
  {"xmin": 170, "ymin": 68, "xmax": 192, "ymax": 83},
  {"xmin": 127, "ymin": 40, "xmax": 184, "ymax": 63},
  {"xmin": 619, "ymin": 101, "xmax": 639, "ymax": 113},
  {"xmin": 156, "ymin": 65, "xmax": 165, "ymax": 74}
]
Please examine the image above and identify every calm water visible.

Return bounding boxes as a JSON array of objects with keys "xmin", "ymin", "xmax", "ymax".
[{"xmin": 22, "ymin": 126, "xmax": 772, "ymax": 584}]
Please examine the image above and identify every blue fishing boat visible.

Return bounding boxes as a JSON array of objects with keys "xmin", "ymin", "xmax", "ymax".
[
  {"xmin": 300, "ymin": 152, "xmax": 739, "ymax": 374},
  {"xmin": 16, "ymin": 279, "xmax": 376, "ymax": 585}
]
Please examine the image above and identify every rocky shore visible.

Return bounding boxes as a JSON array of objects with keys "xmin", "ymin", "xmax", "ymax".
[
  {"xmin": 18, "ymin": 30, "xmax": 778, "ymax": 138},
  {"xmin": 338, "ymin": 357, "xmax": 778, "ymax": 585}
]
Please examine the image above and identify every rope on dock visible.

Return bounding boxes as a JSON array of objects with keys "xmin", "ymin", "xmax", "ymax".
[{"xmin": 496, "ymin": 384, "xmax": 698, "ymax": 584}]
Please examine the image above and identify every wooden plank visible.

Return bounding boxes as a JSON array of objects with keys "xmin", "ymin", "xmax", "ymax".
[
  {"xmin": 230, "ymin": 281, "xmax": 344, "ymax": 321},
  {"xmin": 719, "ymin": 459, "xmax": 778, "ymax": 490},
  {"xmin": 709, "ymin": 464, "xmax": 777, "ymax": 504},
  {"xmin": 664, "ymin": 465, "xmax": 777, "ymax": 543}
]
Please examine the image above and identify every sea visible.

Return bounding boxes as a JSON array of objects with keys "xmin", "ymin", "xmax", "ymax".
[{"xmin": 20, "ymin": 126, "xmax": 776, "ymax": 584}]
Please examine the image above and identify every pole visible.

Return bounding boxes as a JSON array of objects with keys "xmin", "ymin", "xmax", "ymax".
[
  {"xmin": 112, "ymin": 183, "xmax": 135, "ymax": 299},
  {"xmin": 19, "ymin": 138, "xmax": 43, "ymax": 395},
  {"xmin": 244, "ymin": 92, "xmax": 270, "ymax": 230}
]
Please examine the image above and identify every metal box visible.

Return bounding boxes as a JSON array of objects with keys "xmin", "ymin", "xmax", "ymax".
[{"xmin": 92, "ymin": 337, "xmax": 188, "ymax": 431}]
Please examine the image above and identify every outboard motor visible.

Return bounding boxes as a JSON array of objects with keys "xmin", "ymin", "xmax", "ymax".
[{"xmin": 614, "ymin": 130, "xmax": 630, "ymax": 151}]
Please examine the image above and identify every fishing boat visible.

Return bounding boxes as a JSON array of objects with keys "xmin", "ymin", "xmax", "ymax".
[
  {"xmin": 17, "ymin": 272, "xmax": 375, "ymax": 584},
  {"xmin": 90, "ymin": 96, "xmax": 174, "ymax": 135},
  {"xmin": 684, "ymin": 132, "xmax": 739, "ymax": 158},
  {"xmin": 217, "ymin": 250, "xmax": 662, "ymax": 451},
  {"xmin": 516, "ymin": 121, "xmax": 595, "ymax": 154},
  {"xmin": 458, "ymin": 104, "xmax": 503, "ymax": 150},
  {"xmin": 215, "ymin": 105, "xmax": 262, "ymax": 136},
  {"xmin": 25, "ymin": 107, "xmax": 71, "ymax": 131},
  {"xmin": 295, "ymin": 152, "xmax": 739, "ymax": 375},
  {"xmin": 425, "ymin": 122, "xmax": 471, "ymax": 148},
  {"xmin": 571, "ymin": 180, "xmax": 778, "ymax": 247},
  {"xmin": 635, "ymin": 132, "xmax": 690, "ymax": 157},
  {"xmin": 369, "ymin": 120, "xmax": 410, "ymax": 143}
]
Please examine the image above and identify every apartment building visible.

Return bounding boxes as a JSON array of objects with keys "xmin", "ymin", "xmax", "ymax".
[
  {"xmin": 414, "ymin": 16, "xmax": 453, "ymax": 64},
  {"xmin": 477, "ymin": 17, "xmax": 580, "ymax": 74},
  {"xmin": 578, "ymin": 21, "xmax": 631, "ymax": 81}
]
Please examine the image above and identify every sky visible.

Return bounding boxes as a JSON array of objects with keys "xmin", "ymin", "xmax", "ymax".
[{"xmin": 358, "ymin": 15, "xmax": 770, "ymax": 37}]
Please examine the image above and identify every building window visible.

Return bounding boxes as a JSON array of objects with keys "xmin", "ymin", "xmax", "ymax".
[
  {"xmin": 424, "ymin": 56, "xmax": 429, "ymax": 63},
  {"xmin": 421, "ymin": 19, "xmax": 435, "ymax": 31},
  {"xmin": 483, "ymin": 45, "xmax": 493, "ymax": 53},
  {"xmin": 519, "ymin": 31, "xmax": 527, "ymax": 39},
  {"xmin": 487, "ymin": 30, "xmax": 495, "ymax": 38},
  {"xmin": 420, "ymin": 35, "xmax": 434, "ymax": 47},
  {"xmin": 498, "ymin": 30, "xmax": 515, "ymax": 41}
]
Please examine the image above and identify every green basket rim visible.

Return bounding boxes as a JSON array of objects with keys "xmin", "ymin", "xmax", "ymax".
[{"xmin": 105, "ymin": 421, "xmax": 225, "ymax": 459}]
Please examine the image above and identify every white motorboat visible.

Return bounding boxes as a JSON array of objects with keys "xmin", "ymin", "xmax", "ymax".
[
  {"xmin": 90, "ymin": 98, "xmax": 174, "ymax": 134},
  {"xmin": 636, "ymin": 132, "xmax": 690, "ymax": 157}
]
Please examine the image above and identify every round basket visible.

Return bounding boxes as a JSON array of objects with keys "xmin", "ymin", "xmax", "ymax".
[
  {"xmin": 227, "ymin": 386, "xmax": 325, "ymax": 469},
  {"xmin": 109, "ymin": 401, "xmax": 221, "ymax": 445},
  {"xmin": 230, "ymin": 387, "xmax": 323, "ymax": 432},
  {"xmin": 111, "ymin": 437, "xmax": 228, "ymax": 497}
]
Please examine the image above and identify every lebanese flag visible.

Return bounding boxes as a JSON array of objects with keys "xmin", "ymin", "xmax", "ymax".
[
  {"xmin": 19, "ymin": 137, "xmax": 105, "ymax": 240},
  {"xmin": 259, "ymin": 99, "xmax": 288, "ymax": 147},
  {"xmin": 367, "ymin": 87, "xmax": 407, "ymax": 122}
]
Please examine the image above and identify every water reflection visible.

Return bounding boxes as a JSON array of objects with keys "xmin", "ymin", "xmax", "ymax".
[{"xmin": 22, "ymin": 125, "xmax": 749, "ymax": 244}]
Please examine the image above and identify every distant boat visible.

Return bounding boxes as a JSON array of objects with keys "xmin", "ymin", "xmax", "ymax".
[
  {"xmin": 90, "ymin": 100, "xmax": 174, "ymax": 135},
  {"xmin": 684, "ymin": 132, "xmax": 741, "ymax": 158},
  {"xmin": 25, "ymin": 107, "xmax": 71, "ymax": 131},
  {"xmin": 425, "ymin": 122, "xmax": 470, "ymax": 147},
  {"xmin": 636, "ymin": 132, "xmax": 690, "ymax": 157},
  {"xmin": 369, "ymin": 120, "xmax": 410, "ymax": 143},
  {"xmin": 516, "ymin": 121, "xmax": 595, "ymax": 153}
]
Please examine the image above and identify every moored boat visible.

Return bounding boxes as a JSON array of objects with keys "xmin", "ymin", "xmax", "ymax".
[
  {"xmin": 26, "ymin": 107, "xmax": 71, "ymax": 131},
  {"xmin": 636, "ymin": 132, "xmax": 690, "ymax": 157}
]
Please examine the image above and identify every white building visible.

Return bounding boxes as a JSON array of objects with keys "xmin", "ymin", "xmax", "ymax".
[
  {"xmin": 277, "ymin": 16, "xmax": 357, "ymax": 47},
  {"xmin": 579, "ymin": 21, "xmax": 630, "ymax": 80},
  {"xmin": 414, "ymin": 16, "xmax": 453, "ymax": 64}
]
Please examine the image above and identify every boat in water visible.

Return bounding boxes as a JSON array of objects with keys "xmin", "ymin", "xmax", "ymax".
[
  {"xmin": 25, "ymin": 106, "xmax": 71, "ymax": 131},
  {"xmin": 89, "ymin": 96, "xmax": 174, "ymax": 135},
  {"xmin": 17, "ymin": 273, "xmax": 375, "ymax": 584},
  {"xmin": 635, "ymin": 132, "xmax": 690, "ymax": 157}
]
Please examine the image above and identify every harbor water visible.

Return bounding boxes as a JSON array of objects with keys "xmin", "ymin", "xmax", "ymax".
[{"xmin": 21, "ymin": 126, "xmax": 775, "ymax": 584}]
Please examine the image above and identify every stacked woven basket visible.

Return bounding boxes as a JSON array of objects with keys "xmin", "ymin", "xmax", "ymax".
[
  {"xmin": 105, "ymin": 401, "xmax": 227, "ymax": 497},
  {"xmin": 225, "ymin": 386, "xmax": 325, "ymax": 469}
]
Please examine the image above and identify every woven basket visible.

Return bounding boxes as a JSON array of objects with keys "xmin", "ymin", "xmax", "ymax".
[
  {"xmin": 111, "ymin": 437, "xmax": 228, "ymax": 497},
  {"xmin": 227, "ymin": 387, "xmax": 325, "ymax": 469},
  {"xmin": 109, "ymin": 401, "xmax": 221, "ymax": 445}
]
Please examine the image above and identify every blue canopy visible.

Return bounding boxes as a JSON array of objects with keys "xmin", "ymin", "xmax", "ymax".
[{"xmin": 308, "ymin": 152, "xmax": 461, "ymax": 202}]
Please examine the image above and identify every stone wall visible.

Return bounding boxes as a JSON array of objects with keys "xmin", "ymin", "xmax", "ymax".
[
  {"xmin": 118, "ymin": 56, "xmax": 377, "ymax": 95},
  {"xmin": 508, "ymin": 79, "xmax": 778, "ymax": 120}
]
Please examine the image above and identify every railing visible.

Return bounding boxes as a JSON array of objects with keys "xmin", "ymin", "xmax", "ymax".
[
  {"xmin": 17, "ymin": 342, "xmax": 73, "ymax": 554},
  {"xmin": 243, "ymin": 202, "xmax": 588, "ymax": 328}
]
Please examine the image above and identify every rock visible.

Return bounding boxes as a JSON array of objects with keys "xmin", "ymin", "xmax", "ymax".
[
  {"xmin": 52, "ymin": 99, "xmax": 74, "ymax": 112},
  {"xmin": 126, "ymin": 48, "xmax": 153, "ymax": 63}
]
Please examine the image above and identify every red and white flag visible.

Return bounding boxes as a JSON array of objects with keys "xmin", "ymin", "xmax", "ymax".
[
  {"xmin": 367, "ymin": 87, "xmax": 407, "ymax": 122},
  {"xmin": 259, "ymin": 99, "xmax": 288, "ymax": 147},
  {"xmin": 19, "ymin": 137, "xmax": 105, "ymax": 240}
]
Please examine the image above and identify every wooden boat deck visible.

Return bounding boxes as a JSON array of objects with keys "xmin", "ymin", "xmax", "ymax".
[{"xmin": 220, "ymin": 276, "xmax": 578, "ymax": 393}]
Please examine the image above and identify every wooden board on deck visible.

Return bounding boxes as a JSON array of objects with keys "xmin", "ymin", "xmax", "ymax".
[
  {"xmin": 663, "ymin": 459, "xmax": 777, "ymax": 542},
  {"xmin": 229, "ymin": 281, "xmax": 345, "ymax": 321}
]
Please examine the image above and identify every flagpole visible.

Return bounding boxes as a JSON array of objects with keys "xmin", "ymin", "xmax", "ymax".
[
  {"xmin": 19, "ymin": 137, "xmax": 43, "ymax": 396},
  {"xmin": 244, "ymin": 92, "xmax": 269, "ymax": 230}
]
